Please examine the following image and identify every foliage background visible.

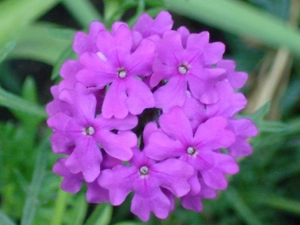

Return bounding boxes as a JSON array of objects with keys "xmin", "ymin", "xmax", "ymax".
[{"xmin": 0, "ymin": 0, "xmax": 299, "ymax": 224}]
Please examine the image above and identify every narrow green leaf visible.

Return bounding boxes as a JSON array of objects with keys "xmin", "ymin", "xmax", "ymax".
[
  {"xmin": 0, "ymin": 41, "xmax": 16, "ymax": 64},
  {"xmin": 258, "ymin": 121, "xmax": 290, "ymax": 133},
  {"xmin": 127, "ymin": 0, "xmax": 146, "ymax": 27},
  {"xmin": 47, "ymin": 27, "xmax": 76, "ymax": 40},
  {"xmin": 11, "ymin": 76, "xmax": 43, "ymax": 127},
  {"xmin": 0, "ymin": 0, "xmax": 60, "ymax": 44},
  {"xmin": 248, "ymin": 102, "xmax": 270, "ymax": 121},
  {"xmin": 62, "ymin": 0, "xmax": 103, "ymax": 28},
  {"xmin": 0, "ymin": 210, "xmax": 15, "ymax": 225},
  {"xmin": 72, "ymin": 194, "xmax": 88, "ymax": 225},
  {"xmin": 225, "ymin": 188, "xmax": 264, "ymax": 225},
  {"xmin": 164, "ymin": 0, "xmax": 300, "ymax": 57},
  {"xmin": 50, "ymin": 189, "xmax": 69, "ymax": 225},
  {"xmin": 247, "ymin": 192, "xmax": 300, "ymax": 215},
  {"xmin": 10, "ymin": 23, "xmax": 71, "ymax": 65},
  {"xmin": 239, "ymin": 102, "xmax": 289, "ymax": 133},
  {"xmin": 20, "ymin": 138, "xmax": 49, "ymax": 225},
  {"xmin": 0, "ymin": 86, "xmax": 47, "ymax": 119},
  {"xmin": 113, "ymin": 222, "xmax": 141, "ymax": 225},
  {"xmin": 84, "ymin": 204, "xmax": 113, "ymax": 225}
]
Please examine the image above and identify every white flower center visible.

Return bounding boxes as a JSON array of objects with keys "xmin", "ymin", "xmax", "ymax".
[
  {"xmin": 83, "ymin": 126, "xmax": 95, "ymax": 136},
  {"xmin": 178, "ymin": 65, "xmax": 188, "ymax": 74},
  {"xmin": 187, "ymin": 146, "xmax": 196, "ymax": 155},
  {"xmin": 139, "ymin": 166, "xmax": 149, "ymax": 175},
  {"xmin": 118, "ymin": 68, "xmax": 127, "ymax": 78}
]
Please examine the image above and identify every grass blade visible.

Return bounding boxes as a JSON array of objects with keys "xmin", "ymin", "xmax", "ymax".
[
  {"xmin": 0, "ymin": 210, "xmax": 15, "ymax": 225},
  {"xmin": 0, "ymin": 41, "xmax": 16, "ymax": 64},
  {"xmin": 164, "ymin": 0, "xmax": 300, "ymax": 57},
  {"xmin": 84, "ymin": 203, "xmax": 113, "ymax": 225},
  {"xmin": 225, "ymin": 187, "xmax": 264, "ymax": 225},
  {"xmin": 20, "ymin": 138, "xmax": 49, "ymax": 225},
  {"xmin": 62, "ymin": 0, "xmax": 103, "ymax": 28},
  {"xmin": 0, "ymin": 0, "xmax": 59, "ymax": 44},
  {"xmin": 0, "ymin": 86, "xmax": 47, "ymax": 119}
]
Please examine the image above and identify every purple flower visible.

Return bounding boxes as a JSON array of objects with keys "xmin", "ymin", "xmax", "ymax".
[
  {"xmin": 133, "ymin": 10, "xmax": 173, "ymax": 38},
  {"xmin": 53, "ymin": 158, "xmax": 83, "ymax": 194},
  {"xmin": 150, "ymin": 30, "xmax": 226, "ymax": 111},
  {"xmin": 144, "ymin": 107, "xmax": 238, "ymax": 191},
  {"xmin": 73, "ymin": 21, "xmax": 105, "ymax": 54},
  {"xmin": 98, "ymin": 149, "xmax": 194, "ymax": 221},
  {"xmin": 77, "ymin": 24, "xmax": 156, "ymax": 118},
  {"xmin": 181, "ymin": 176, "xmax": 217, "ymax": 212},
  {"xmin": 47, "ymin": 83, "xmax": 137, "ymax": 182},
  {"xmin": 217, "ymin": 59, "xmax": 248, "ymax": 89},
  {"xmin": 47, "ymin": 10, "xmax": 258, "ymax": 222},
  {"xmin": 227, "ymin": 118, "xmax": 258, "ymax": 157}
]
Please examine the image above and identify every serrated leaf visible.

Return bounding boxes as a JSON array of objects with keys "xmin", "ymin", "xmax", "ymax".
[{"xmin": 0, "ymin": 41, "xmax": 16, "ymax": 64}]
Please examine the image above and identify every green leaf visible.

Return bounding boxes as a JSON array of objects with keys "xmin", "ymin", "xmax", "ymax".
[
  {"xmin": 240, "ymin": 102, "xmax": 290, "ymax": 133},
  {"xmin": 257, "ymin": 120, "xmax": 290, "ymax": 133},
  {"xmin": 0, "ymin": 41, "xmax": 16, "ymax": 64},
  {"xmin": 84, "ymin": 204, "xmax": 113, "ymax": 225},
  {"xmin": 0, "ymin": 86, "xmax": 46, "ymax": 119},
  {"xmin": 0, "ymin": 210, "xmax": 15, "ymax": 225},
  {"xmin": 248, "ymin": 0, "xmax": 290, "ymax": 21},
  {"xmin": 20, "ymin": 138, "xmax": 49, "ymax": 225},
  {"xmin": 71, "ymin": 194, "xmax": 88, "ymax": 225},
  {"xmin": 11, "ymin": 77, "xmax": 43, "ymax": 128},
  {"xmin": 10, "ymin": 23, "xmax": 71, "ymax": 65},
  {"xmin": 0, "ymin": 0, "xmax": 60, "ymax": 45},
  {"xmin": 50, "ymin": 189, "xmax": 69, "ymax": 225},
  {"xmin": 62, "ymin": 0, "xmax": 103, "ymax": 28},
  {"xmin": 113, "ymin": 222, "xmax": 141, "ymax": 225},
  {"xmin": 47, "ymin": 27, "xmax": 76, "ymax": 40},
  {"xmin": 246, "ymin": 192, "xmax": 300, "ymax": 215},
  {"xmin": 164, "ymin": 0, "xmax": 300, "ymax": 57},
  {"xmin": 225, "ymin": 188, "xmax": 264, "ymax": 225}
]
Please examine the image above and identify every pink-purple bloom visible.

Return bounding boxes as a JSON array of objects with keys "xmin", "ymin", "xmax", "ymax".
[{"xmin": 47, "ymin": 10, "xmax": 258, "ymax": 221}]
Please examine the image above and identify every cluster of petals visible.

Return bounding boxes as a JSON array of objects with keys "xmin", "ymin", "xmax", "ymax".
[{"xmin": 46, "ymin": 11, "xmax": 258, "ymax": 221}]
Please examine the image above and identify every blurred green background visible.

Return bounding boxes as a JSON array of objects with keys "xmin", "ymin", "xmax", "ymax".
[{"xmin": 0, "ymin": 0, "xmax": 300, "ymax": 224}]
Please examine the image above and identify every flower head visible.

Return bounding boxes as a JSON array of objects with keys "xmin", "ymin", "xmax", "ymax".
[{"xmin": 47, "ymin": 10, "xmax": 257, "ymax": 222}]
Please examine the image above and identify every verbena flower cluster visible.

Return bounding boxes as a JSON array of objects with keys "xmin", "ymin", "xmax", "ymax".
[{"xmin": 46, "ymin": 11, "xmax": 258, "ymax": 221}]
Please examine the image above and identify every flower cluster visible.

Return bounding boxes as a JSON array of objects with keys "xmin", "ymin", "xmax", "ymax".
[{"xmin": 47, "ymin": 11, "xmax": 258, "ymax": 221}]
